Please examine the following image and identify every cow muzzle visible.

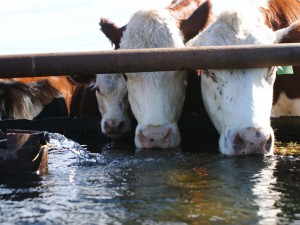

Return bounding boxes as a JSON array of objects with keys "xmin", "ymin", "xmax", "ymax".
[
  {"xmin": 135, "ymin": 124, "xmax": 180, "ymax": 149},
  {"xmin": 231, "ymin": 127, "xmax": 274, "ymax": 155},
  {"xmin": 101, "ymin": 118, "xmax": 131, "ymax": 139}
]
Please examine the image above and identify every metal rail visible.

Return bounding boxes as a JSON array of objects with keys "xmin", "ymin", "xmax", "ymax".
[{"xmin": 0, "ymin": 43, "xmax": 299, "ymax": 78}]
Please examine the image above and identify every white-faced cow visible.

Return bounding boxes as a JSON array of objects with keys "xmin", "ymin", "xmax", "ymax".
[
  {"xmin": 186, "ymin": 6, "xmax": 300, "ymax": 155},
  {"xmin": 69, "ymin": 74, "xmax": 132, "ymax": 138},
  {"xmin": 118, "ymin": 8, "xmax": 187, "ymax": 149},
  {"xmin": 94, "ymin": 74, "xmax": 133, "ymax": 138}
]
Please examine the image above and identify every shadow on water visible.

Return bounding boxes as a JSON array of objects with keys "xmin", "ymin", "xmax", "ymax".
[
  {"xmin": 0, "ymin": 174, "xmax": 43, "ymax": 201},
  {"xmin": 1, "ymin": 127, "xmax": 300, "ymax": 224}
]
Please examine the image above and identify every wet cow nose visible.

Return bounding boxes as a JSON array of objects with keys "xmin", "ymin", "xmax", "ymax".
[
  {"xmin": 137, "ymin": 125, "xmax": 173, "ymax": 148},
  {"xmin": 104, "ymin": 119, "xmax": 125, "ymax": 134},
  {"xmin": 233, "ymin": 127, "xmax": 273, "ymax": 155}
]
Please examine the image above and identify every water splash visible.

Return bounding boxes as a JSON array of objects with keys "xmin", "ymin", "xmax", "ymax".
[{"xmin": 47, "ymin": 132, "xmax": 108, "ymax": 165}]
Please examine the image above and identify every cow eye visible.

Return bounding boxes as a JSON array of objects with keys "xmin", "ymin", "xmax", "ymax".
[{"xmin": 95, "ymin": 87, "xmax": 104, "ymax": 96}]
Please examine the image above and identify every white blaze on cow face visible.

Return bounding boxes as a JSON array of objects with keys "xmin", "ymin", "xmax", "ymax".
[
  {"xmin": 94, "ymin": 74, "xmax": 131, "ymax": 138},
  {"xmin": 187, "ymin": 8, "xmax": 292, "ymax": 155},
  {"xmin": 120, "ymin": 8, "xmax": 187, "ymax": 148}
]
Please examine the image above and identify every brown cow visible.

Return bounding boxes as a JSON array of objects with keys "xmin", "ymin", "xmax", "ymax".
[
  {"xmin": 70, "ymin": 83, "xmax": 100, "ymax": 118},
  {"xmin": 1, "ymin": 76, "xmax": 78, "ymax": 114},
  {"xmin": 0, "ymin": 80, "xmax": 68, "ymax": 120}
]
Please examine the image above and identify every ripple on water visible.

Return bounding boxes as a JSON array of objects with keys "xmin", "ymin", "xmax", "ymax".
[{"xmin": 1, "ymin": 134, "xmax": 300, "ymax": 224}]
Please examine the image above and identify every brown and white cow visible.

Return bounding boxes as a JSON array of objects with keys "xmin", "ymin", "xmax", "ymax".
[
  {"xmin": 187, "ymin": 5, "xmax": 300, "ymax": 155},
  {"xmin": 252, "ymin": 0, "xmax": 300, "ymax": 117},
  {"xmin": 0, "ymin": 79, "xmax": 68, "ymax": 120},
  {"xmin": 119, "ymin": 8, "xmax": 187, "ymax": 149}
]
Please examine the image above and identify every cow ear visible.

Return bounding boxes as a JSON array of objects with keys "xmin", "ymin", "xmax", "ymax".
[
  {"xmin": 180, "ymin": 0, "xmax": 212, "ymax": 42},
  {"xmin": 99, "ymin": 18, "xmax": 126, "ymax": 49},
  {"xmin": 275, "ymin": 21, "xmax": 300, "ymax": 43}
]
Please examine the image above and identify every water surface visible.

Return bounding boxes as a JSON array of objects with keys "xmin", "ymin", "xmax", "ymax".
[{"xmin": 0, "ymin": 134, "xmax": 300, "ymax": 225}]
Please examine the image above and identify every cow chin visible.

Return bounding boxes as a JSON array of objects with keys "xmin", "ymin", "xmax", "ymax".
[
  {"xmin": 134, "ymin": 123, "xmax": 180, "ymax": 149},
  {"xmin": 219, "ymin": 127, "xmax": 274, "ymax": 156}
]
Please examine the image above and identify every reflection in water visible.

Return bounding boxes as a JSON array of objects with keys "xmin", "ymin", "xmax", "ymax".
[
  {"xmin": 0, "ymin": 135, "xmax": 300, "ymax": 224},
  {"xmin": 251, "ymin": 158, "xmax": 281, "ymax": 225},
  {"xmin": 273, "ymin": 156, "xmax": 300, "ymax": 224}
]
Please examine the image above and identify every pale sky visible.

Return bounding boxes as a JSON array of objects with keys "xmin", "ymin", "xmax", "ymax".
[
  {"xmin": 0, "ymin": 0, "xmax": 167, "ymax": 55},
  {"xmin": 0, "ymin": 0, "xmax": 236, "ymax": 55}
]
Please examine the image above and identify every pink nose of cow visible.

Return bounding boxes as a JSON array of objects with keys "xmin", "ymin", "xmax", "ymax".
[
  {"xmin": 104, "ymin": 119, "xmax": 125, "ymax": 134},
  {"xmin": 233, "ymin": 127, "xmax": 273, "ymax": 155},
  {"xmin": 137, "ymin": 125, "xmax": 173, "ymax": 148}
]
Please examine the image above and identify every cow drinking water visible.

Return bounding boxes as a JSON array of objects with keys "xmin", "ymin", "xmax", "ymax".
[
  {"xmin": 119, "ymin": 8, "xmax": 187, "ymax": 148},
  {"xmin": 187, "ymin": 7, "xmax": 300, "ymax": 155}
]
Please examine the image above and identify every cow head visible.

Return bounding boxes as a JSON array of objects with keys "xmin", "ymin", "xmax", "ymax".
[
  {"xmin": 94, "ymin": 74, "xmax": 132, "ymax": 138},
  {"xmin": 116, "ymin": 8, "xmax": 187, "ymax": 148},
  {"xmin": 187, "ymin": 9, "xmax": 300, "ymax": 155}
]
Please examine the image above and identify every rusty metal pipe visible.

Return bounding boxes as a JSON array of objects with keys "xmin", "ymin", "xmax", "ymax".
[{"xmin": 0, "ymin": 44, "xmax": 299, "ymax": 78}]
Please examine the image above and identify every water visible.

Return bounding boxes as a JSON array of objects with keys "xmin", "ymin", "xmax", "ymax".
[{"xmin": 0, "ymin": 133, "xmax": 300, "ymax": 225}]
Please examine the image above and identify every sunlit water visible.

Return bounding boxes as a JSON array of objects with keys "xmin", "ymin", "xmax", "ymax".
[{"xmin": 1, "ymin": 133, "xmax": 300, "ymax": 225}]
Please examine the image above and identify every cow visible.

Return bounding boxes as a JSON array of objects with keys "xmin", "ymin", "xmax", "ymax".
[
  {"xmin": 186, "ymin": 4, "xmax": 300, "ymax": 156},
  {"xmin": 272, "ymin": 66, "xmax": 300, "ymax": 116},
  {"xmin": 0, "ymin": 80, "xmax": 68, "ymax": 120},
  {"xmin": 0, "ymin": 76, "xmax": 78, "ymax": 114},
  {"xmin": 93, "ymin": 74, "xmax": 133, "ymax": 138},
  {"xmin": 118, "ymin": 8, "xmax": 188, "ymax": 149},
  {"xmin": 258, "ymin": 0, "xmax": 300, "ymax": 117},
  {"xmin": 69, "ymin": 75, "xmax": 133, "ymax": 138},
  {"xmin": 70, "ymin": 83, "xmax": 100, "ymax": 118}
]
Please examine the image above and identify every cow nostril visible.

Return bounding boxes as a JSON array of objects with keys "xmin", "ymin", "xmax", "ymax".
[
  {"xmin": 163, "ymin": 129, "xmax": 171, "ymax": 140},
  {"xmin": 104, "ymin": 120, "xmax": 109, "ymax": 130},
  {"xmin": 117, "ymin": 121, "xmax": 125, "ymax": 130},
  {"xmin": 264, "ymin": 135, "xmax": 273, "ymax": 152},
  {"xmin": 150, "ymin": 139, "xmax": 154, "ymax": 142},
  {"xmin": 233, "ymin": 133, "xmax": 246, "ymax": 152}
]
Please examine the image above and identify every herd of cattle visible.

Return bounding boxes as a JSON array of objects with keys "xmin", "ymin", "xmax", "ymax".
[{"xmin": 0, "ymin": 0, "xmax": 300, "ymax": 155}]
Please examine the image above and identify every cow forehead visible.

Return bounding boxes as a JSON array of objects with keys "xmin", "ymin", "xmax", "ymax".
[
  {"xmin": 120, "ymin": 8, "xmax": 184, "ymax": 49},
  {"xmin": 206, "ymin": 68, "xmax": 275, "ymax": 94},
  {"xmin": 95, "ymin": 74, "xmax": 126, "ymax": 93},
  {"xmin": 193, "ymin": 8, "xmax": 276, "ymax": 47}
]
